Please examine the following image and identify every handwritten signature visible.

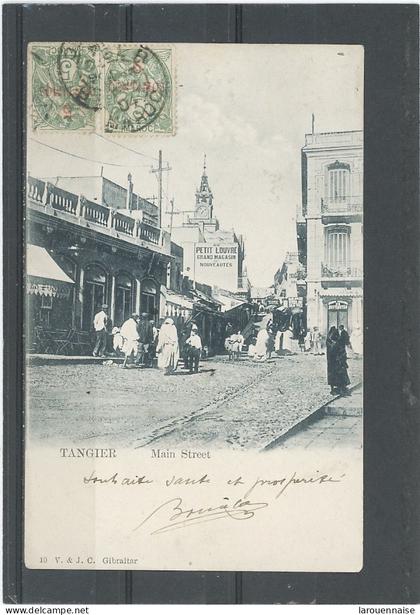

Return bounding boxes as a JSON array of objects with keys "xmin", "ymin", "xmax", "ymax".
[{"xmin": 132, "ymin": 496, "xmax": 269, "ymax": 535}]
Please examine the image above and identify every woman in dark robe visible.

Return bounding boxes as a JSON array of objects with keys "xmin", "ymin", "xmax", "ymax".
[{"xmin": 326, "ymin": 326, "xmax": 351, "ymax": 395}]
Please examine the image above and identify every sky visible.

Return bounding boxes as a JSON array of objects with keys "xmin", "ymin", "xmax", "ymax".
[{"xmin": 28, "ymin": 44, "xmax": 363, "ymax": 287}]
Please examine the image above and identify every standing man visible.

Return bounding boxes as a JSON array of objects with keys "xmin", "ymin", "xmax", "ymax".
[
  {"xmin": 136, "ymin": 312, "xmax": 154, "ymax": 367},
  {"xmin": 93, "ymin": 304, "xmax": 108, "ymax": 357}
]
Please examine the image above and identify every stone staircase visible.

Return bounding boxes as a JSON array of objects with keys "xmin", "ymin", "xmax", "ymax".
[{"xmin": 324, "ymin": 385, "xmax": 363, "ymax": 417}]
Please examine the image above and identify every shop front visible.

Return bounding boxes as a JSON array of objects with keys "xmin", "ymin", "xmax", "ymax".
[
  {"xmin": 26, "ymin": 244, "xmax": 75, "ymax": 352},
  {"xmin": 319, "ymin": 288, "xmax": 363, "ymax": 335}
]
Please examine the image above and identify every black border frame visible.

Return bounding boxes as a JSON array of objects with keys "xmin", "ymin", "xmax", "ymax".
[{"xmin": 3, "ymin": 3, "xmax": 419, "ymax": 604}]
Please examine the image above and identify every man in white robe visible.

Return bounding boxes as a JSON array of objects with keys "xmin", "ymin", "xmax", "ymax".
[{"xmin": 120, "ymin": 314, "xmax": 139, "ymax": 368}]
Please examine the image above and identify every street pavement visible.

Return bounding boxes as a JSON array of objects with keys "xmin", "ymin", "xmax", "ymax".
[
  {"xmin": 27, "ymin": 352, "xmax": 363, "ymax": 450},
  {"xmin": 277, "ymin": 386, "xmax": 363, "ymax": 450}
]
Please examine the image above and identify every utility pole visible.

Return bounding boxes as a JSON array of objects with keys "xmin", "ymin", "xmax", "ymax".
[{"xmin": 151, "ymin": 150, "xmax": 171, "ymax": 228}]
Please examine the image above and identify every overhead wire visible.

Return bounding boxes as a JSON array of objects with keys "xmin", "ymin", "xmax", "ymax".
[
  {"xmin": 29, "ymin": 137, "xmax": 153, "ymax": 168},
  {"xmin": 94, "ymin": 133, "xmax": 160, "ymax": 163}
]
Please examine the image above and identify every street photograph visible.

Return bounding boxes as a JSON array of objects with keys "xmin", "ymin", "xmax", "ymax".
[
  {"xmin": 22, "ymin": 41, "xmax": 365, "ymax": 575},
  {"xmin": 26, "ymin": 43, "xmax": 363, "ymax": 452}
]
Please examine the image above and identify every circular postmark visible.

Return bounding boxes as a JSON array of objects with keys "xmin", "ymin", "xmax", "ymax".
[
  {"xmin": 104, "ymin": 45, "xmax": 171, "ymax": 133},
  {"xmin": 57, "ymin": 43, "xmax": 101, "ymax": 111},
  {"xmin": 31, "ymin": 43, "xmax": 100, "ymax": 130}
]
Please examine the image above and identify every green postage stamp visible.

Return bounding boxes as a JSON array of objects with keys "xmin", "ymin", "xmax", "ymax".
[{"xmin": 29, "ymin": 42, "xmax": 175, "ymax": 134}]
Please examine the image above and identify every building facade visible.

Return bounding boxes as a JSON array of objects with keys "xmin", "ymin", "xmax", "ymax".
[
  {"xmin": 26, "ymin": 174, "xmax": 172, "ymax": 353},
  {"xmin": 273, "ymin": 251, "xmax": 306, "ymax": 309},
  {"xmin": 171, "ymin": 158, "xmax": 250, "ymax": 297},
  {"xmin": 298, "ymin": 130, "xmax": 363, "ymax": 335}
]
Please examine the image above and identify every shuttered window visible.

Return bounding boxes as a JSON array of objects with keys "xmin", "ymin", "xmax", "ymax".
[
  {"xmin": 328, "ymin": 168, "xmax": 349, "ymax": 202},
  {"xmin": 326, "ymin": 228, "xmax": 350, "ymax": 266}
]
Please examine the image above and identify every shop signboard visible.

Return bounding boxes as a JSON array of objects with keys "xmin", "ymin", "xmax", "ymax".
[
  {"xmin": 194, "ymin": 242, "xmax": 238, "ymax": 292},
  {"xmin": 281, "ymin": 296, "xmax": 303, "ymax": 308}
]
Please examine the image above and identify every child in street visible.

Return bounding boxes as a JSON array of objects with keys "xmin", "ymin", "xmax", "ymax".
[
  {"xmin": 311, "ymin": 326, "xmax": 322, "ymax": 355},
  {"xmin": 185, "ymin": 324, "xmax": 202, "ymax": 373},
  {"xmin": 111, "ymin": 326, "xmax": 124, "ymax": 355},
  {"xmin": 229, "ymin": 331, "xmax": 244, "ymax": 361}
]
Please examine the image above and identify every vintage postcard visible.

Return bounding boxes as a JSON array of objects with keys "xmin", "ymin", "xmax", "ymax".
[{"xmin": 25, "ymin": 43, "xmax": 363, "ymax": 571}]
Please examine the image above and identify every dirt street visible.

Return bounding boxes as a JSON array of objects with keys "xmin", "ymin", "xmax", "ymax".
[{"xmin": 27, "ymin": 353, "xmax": 362, "ymax": 450}]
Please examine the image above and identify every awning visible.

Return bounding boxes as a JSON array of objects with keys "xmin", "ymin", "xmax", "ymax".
[
  {"xmin": 192, "ymin": 288, "xmax": 223, "ymax": 307},
  {"xmin": 213, "ymin": 293, "xmax": 247, "ymax": 313},
  {"xmin": 319, "ymin": 288, "xmax": 363, "ymax": 298},
  {"xmin": 160, "ymin": 286, "xmax": 194, "ymax": 310},
  {"xmin": 27, "ymin": 244, "xmax": 74, "ymax": 298}
]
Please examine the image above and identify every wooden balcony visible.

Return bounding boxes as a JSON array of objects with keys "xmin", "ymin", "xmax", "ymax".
[{"xmin": 27, "ymin": 176, "xmax": 170, "ymax": 255}]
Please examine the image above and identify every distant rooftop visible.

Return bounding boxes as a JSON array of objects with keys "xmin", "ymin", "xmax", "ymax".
[
  {"xmin": 303, "ymin": 130, "xmax": 363, "ymax": 150},
  {"xmin": 39, "ymin": 175, "xmax": 158, "ymax": 218},
  {"xmin": 250, "ymin": 286, "xmax": 274, "ymax": 300}
]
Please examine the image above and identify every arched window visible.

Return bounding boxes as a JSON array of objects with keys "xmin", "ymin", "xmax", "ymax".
[
  {"xmin": 83, "ymin": 264, "xmax": 107, "ymax": 330},
  {"xmin": 115, "ymin": 272, "xmax": 133, "ymax": 325},
  {"xmin": 325, "ymin": 226, "xmax": 350, "ymax": 268},
  {"xmin": 85, "ymin": 265, "xmax": 106, "ymax": 284},
  {"xmin": 140, "ymin": 279, "xmax": 158, "ymax": 320},
  {"xmin": 326, "ymin": 161, "xmax": 350, "ymax": 204}
]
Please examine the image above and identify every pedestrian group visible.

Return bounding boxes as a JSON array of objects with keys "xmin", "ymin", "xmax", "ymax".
[{"xmin": 93, "ymin": 305, "xmax": 359, "ymax": 394}]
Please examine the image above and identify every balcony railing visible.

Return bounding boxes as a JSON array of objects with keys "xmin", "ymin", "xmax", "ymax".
[
  {"xmin": 321, "ymin": 197, "xmax": 363, "ymax": 215},
  {"xmin": 80, "ymin": 197, "xmax": 110, "ymax": 227},
  {"xmin": 28, "ymin": 176, "xmax": 46, "ymax": 203},
  {"xmin": 139, "ymin": 221, "xmax": 160, "ymax": 245},
  {"xmin": 114, "ymin": 211, "xmax": 135, "ymax": 236},
  {"xmin": 27, "ymin": 176, "xmax": 167, "ymax": 250},
  {"xmin": 46, "ymin": 183, "xmax": 79, "ymax": 215},
  {"xmin": 321, "ymin": 262, "xmax": 363, "ymax": 279}
]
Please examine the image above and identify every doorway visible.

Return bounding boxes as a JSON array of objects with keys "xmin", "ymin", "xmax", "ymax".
[
  {"xmin": 327, "ymin": 300, "xmax": 349, "ymax": 331},
  {"xmin": 83, "ymin": 265, "xmax": 107, "ymax": 331},
  {"xmin": 140, "ymin": 279, "xmax": 158, "ymax": 321},
  {"xmin": 115, "ymin": 272, "xmax": 133, "ymax": 326}
]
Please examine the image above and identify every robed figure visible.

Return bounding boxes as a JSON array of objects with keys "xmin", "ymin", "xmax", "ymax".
[
  {"xmin": 156, "ymin": 318, "xmax": 179, "ymax": 375},
  {"xmin": 326, "ymin": 326, "xmax": 351, "ymax": 395}
]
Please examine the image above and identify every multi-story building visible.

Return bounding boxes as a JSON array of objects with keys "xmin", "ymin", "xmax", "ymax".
[
  {"xmin": 249, "ymin": 286, "xmax": 276, "ymax": 312},
  {"xmin": 26, "ymin": 173, "xmax": 172, "ymax": 352},
  {"xmin": 273, "ymin": 251, "xmax": 306, "ymax": 309},
  {"xmin": 171, "ymin": 157, "xmax": 250, "ymax": 297},
  {"xmin": 298, "ymin": 130, "xmax": 363, "ymax": 334}
]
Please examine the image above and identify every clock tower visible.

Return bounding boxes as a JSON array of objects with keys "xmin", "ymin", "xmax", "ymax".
[{"xmin": 194, "ymin": 155, "xmax": 213, "ymax": 219}]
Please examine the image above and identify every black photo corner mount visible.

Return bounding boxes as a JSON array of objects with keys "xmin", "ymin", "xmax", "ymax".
[{"xmin": 3, "ymin": 3, "xmax": 419, "ymax": 605}]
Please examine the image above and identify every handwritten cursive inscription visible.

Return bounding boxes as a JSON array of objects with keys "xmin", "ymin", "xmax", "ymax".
[
  {"xmin": 243, "ymin": 471, "xmax": 345, "ymax": 499},
  {"xmin": 132, "ymin": 496, "xmax": 269, "ymax": 535},
  {"xmin": 83, "ymin": 471, "xmax": 153, "ymax": 486}
]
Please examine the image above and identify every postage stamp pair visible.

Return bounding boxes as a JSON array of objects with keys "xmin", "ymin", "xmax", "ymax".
[{"xmin": 30, "ymin": 42, "xmax": 174, "ymax": 134}]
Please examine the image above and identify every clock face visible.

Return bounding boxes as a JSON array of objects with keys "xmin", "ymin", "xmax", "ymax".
[{"xmin": 197, "ymin": 205, "xmax": 208, "ymax": 217}]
